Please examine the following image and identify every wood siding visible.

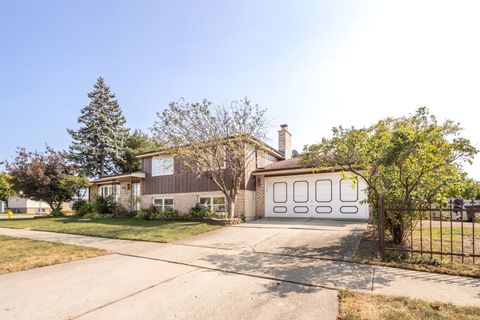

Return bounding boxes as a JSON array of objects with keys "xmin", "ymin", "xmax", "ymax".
[
  {"xmin": 141, "ymin": 149, "xmax": 280, "ymax": 195},
  {"xmin": 142, "ymin": 157, "xmax": 233, "ymax": 195}
]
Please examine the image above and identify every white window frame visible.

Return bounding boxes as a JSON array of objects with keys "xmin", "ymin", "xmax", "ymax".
[
  {"xmin": 207, "ymin": 153, "xmax": 226, "ymax": 170},
  {"xmin": 198, "ymin": 196, "xmax": 226, "ymax": 212},
  {"xmin": 98, "ymin": 184, "xmax": 120, "ymax": 201},
  {"xmin": 152, "ymin": 197, "xmax": 174, "ymax": 211},
  {"xmin": 152, "ymin": 156, "xmax": 174, "ymax": 176}
]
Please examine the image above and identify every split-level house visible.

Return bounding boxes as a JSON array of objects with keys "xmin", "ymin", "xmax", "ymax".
[{"xmin": 89, "ymin": 125, "xmax": 369, "ymax": 220}]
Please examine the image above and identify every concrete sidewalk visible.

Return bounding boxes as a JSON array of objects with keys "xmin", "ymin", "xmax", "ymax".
[{"xmin": 0, "ymin": 227, "xmax": 479, "ymax": 308}]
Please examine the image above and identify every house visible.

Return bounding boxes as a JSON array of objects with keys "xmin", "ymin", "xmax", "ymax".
[
  {"xmin": 89, "ymin": 125, "xmax": 369, "ymax": 220},
  {"xmin": 7, "ymin": 196, "xmax": 73, "ymax": 214}
]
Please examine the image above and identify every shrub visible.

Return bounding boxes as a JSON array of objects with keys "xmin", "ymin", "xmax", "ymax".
[
  {"xmin": 189, "ymin": 203, "xmax": 216, "ymax": 218},
  {"xmin": 50, "ymin": 208, "xmax": 64, "ymax": 216},
  {"xmin": 82, "ymin": 213, "xmax": 113, "ymax": 219},
  {"xmin": 134, "ymin": 209, "xmax": 178, "ymax": 220},
  {"xmin": 72, "ymin": 200, "xmax": 87, "ymax": 212},
  {"xmin": 77, "ymin": 202, "xmax": 96, "ymax": 216},
  {"xmin": 94, "ymin": 196, "xmax": 117, "ymax": 215}
]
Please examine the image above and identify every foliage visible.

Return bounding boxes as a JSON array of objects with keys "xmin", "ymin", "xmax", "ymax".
[
  {"xmin": 6, "ymin": 147, "xmax": 90, "ymax": 212},
  {"xmin": 189, "ymin": 203, "xmax": 217, "ymax": 217},
  {"xmin": 152, "ymin": 98, "xmax": 268, "ymax": 218},
  {"xmin": 0, "ymin": 173, "xmax": 15, "ymax": 201},
  {"xmin": 77, "ymin": 201, "xmax": 96, "ymax": 216},
  {"xmin": 72, "ymin": 200, "xmax": 87, "ymax": 212},
  {"xmin": 117, "ymin": 130, "xmax": 158, "ymax": 173},
  {"xmin": 303, "ymin": 108, "xmax": 477, "ymax": 244},
  {"xmin": 68, "ymin": 77, "xmax": 129, "ymax": 178},
  {"xmin": 82, "ymin": 213, "xmax": 114, "ymax": 219},
  {"xmin": 93, "ymin": 195, "xmax": 117, "ymax": 215},
  {"xmin": 134, "ymin": 209, "xmax": 178, "ymax": 220}
]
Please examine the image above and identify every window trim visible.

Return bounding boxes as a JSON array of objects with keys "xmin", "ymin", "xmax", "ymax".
[
  {"xmin": 152, "ymin": 197, "xmax": 175, "ymax": 211},
  {"xmin": 198, "ymin": 196, "xmax": 226, "ymax": 212},
  {"xmin": 151, "ymin": 156, "xmax": 174, "ymax": 177}
]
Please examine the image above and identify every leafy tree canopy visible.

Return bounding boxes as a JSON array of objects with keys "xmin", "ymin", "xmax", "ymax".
[
  {"xmin": 303, "ymin": 107, "xmax": 477, "ymax": 243},
  {"xmin": 0, "ymin": 173, "xmax": 15, "ymax": 201},
  {"xmin": 117, "ymin": 130, "xmax": 159, "ymax": 173},
  {"xmin": 6, "ymin": 147, "xmax": 90, "ymax": 213},
  {"xmin": 152, "ymin": 98, "xmax": 268, "ymax": 218}
]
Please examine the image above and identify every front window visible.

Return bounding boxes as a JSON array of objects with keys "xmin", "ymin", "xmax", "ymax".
[
  {"xmin": 98, "ymin": 184, "xmax": 120, "ymax": 201},
  {"xmin": 199, "ymin": 196, "xmax": 226, "ymax": 212},
  {"xmin": 152, "ymin": 197, "xmax": 174, "ymax": 211},
  {"xmin": 152, "ymin": 156, "xmax": 174, "ymax": 176}
]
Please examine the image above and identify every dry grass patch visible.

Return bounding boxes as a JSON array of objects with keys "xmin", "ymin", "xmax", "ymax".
[
  {"xmin": 0, "ymin": 235, "xmax": 107, "ymax": 274},
  {"xmin": 354, "ymin": 225, "xmax": 480, "ymax": 278},
  {"xmin": 337, "ymin": 290, "xmax": 480, "ymax": 320}
]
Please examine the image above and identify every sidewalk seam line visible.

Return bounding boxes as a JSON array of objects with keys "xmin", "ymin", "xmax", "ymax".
[{"xmin": 69, "ymin": 268, "xmax": 200, "ymax": 319}]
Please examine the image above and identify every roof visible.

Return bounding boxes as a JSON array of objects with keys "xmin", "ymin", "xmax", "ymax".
[
  {"xmin": 91, "ymin": 172, "xmax": 146, "ymax": 184},
  {"xmin": 254, "ymin": 157, "xmax": 345, "ymax": 176},
  {"xmin": 258, "ymin": 158, "xmax": 304, "ymax": 171},
  {"xmin": 135, "ymin": 136, "xmax": 284, "ymax": 160}
]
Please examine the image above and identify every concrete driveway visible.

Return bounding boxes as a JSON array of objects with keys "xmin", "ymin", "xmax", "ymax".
[
  {"xmin": 4, "ymin": 218, "xmax": 479, "ymax": 319},
  {"xmin": 0, "ymin": 218, "xmax": 366, "ymax": 320},
  {"xmin": 177, "ymin": 218, "xmax": 366, "ymax": 260}
]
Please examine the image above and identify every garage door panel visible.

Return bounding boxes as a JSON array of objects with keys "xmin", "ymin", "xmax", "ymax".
[
  {"xmin": 293, "ymin": 181, "xmax": 309, "ymax": 203},
  {"xmin": 315, "ymin": 206, "xmax": 332, "ymax": 214},
  {"xmin": 273, "ymin": 182, "xmax": 287, "ymax": 203},
  {"xmin": 293, "ymin": 206, "xmax": 309, "ymax": 214},
  {"xmin": 339, "ymin": 178, "xmax": 359, "ymax": 202},
  {"xmin": 265, "ymin": 173, "xmax": 368, "ymax": 220},
  {"xmin": 315, "ymin": 179, "xmax": 332, "ymax": 202}
]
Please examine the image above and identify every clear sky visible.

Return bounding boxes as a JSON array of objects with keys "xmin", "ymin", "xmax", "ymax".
[{"xmin": 1, "ymin": 1, "xmax": 479, "ymax": 179}]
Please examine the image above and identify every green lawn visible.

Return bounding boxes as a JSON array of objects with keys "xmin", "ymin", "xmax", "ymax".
[
  {"xmin": 354, "ymin": 225, "xmax": 480, "ymax": 278},
  {"xmin": 0, "ymin": 217, "xmax": 222, "ymax": 242},
  {"xmin": 0, "ymin": 235, "xmax": 106, "ymax": 274},
  {"xmin": 338, "ymin": 290, "xmax": 480, "ymax": 320}
]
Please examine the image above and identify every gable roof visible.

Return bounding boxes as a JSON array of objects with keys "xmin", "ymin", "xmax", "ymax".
[{"xmin": 135, "ymin": 136, "xmax": 284, "ymax": 159}]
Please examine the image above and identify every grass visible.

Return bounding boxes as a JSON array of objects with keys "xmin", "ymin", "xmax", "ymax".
[
  {"xmin": 337, "ymin": 290, "xmax": 480, "ymax": 320},
  {"xmin": 353, "ymin": 225, "xmax": 480, "ymax": 278},
  {"xmin": 0, "ymin": 217, "xmax": 222, "ymax": 243},
  {"xmin": 0, "ymin": 235, "xmax": 106, "ymax": 274}
]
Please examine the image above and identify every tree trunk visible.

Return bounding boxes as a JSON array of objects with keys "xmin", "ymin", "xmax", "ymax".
[
  {"xmin": 227, "ymin": 197, "xmax": 236, "ymax": 219},
  {"xmin": 99, "ymin": 159, "xmax": 105, "ymax": 178},
  {"xmin": 389, "ymin": 211, "xmax": 405, "ymax": 245}
]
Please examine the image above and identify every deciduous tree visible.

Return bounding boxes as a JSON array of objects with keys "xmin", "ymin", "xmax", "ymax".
[
  {"xmin": 0, "ymin": 173, "xmax": 15, "ymax": 201},
  {"xmin": 303, "ymin": 107, "xmax": 477, "ymax": 244},
  {"xmin": 118, "ymin": 130, "xmax": 158, "ymax": 173},
  {"xmin": 6, "ymin": 147, "xmax": 90, "ymax": 213},
  {"xmin": 152, "ymin": 98, "xmax": 267, "ymax": 218}
]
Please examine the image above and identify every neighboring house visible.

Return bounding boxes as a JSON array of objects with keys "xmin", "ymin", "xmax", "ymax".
[
  {"xmin": 7, "ymin": 196, "xmax": 72, "ymax": 214},
  {"xmin": 89, "ymin": 124, "xmax": 369, "ymax": 220}
]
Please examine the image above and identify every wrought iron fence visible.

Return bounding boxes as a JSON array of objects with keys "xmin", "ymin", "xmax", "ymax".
[{"xmin": 378, "ymin": 197, "xmax": 480, "ymax": 264}]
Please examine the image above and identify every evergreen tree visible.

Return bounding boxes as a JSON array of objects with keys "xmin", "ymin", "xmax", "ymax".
[{"xmin": 68, "ymin": 77, "xmax": 129, "ymax": 178}]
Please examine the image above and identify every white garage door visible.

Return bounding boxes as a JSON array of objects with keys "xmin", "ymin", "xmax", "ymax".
[{"xmin": 265, "ymin": 172, "xmax": 369, "ymax": 219}]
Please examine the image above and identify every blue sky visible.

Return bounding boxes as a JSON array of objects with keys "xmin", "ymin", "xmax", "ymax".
[{"xmin": 1, "ymin": 1, "xmax": 479, "ymax": 179}]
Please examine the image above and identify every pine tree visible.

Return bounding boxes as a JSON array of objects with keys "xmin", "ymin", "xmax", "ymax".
[{"xmin": 68, "ymin": 77, "xmax": 129, "ymax": 178}]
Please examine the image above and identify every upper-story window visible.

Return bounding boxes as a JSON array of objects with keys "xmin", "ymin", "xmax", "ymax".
[{"xmin": 152, "ymin": 156, "xmax": 174, "ymax": 176}]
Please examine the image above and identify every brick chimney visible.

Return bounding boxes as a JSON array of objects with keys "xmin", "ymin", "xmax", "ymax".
[{"xmin": 278, "ymin": 124, "xmax": 292, "ymax": 159}]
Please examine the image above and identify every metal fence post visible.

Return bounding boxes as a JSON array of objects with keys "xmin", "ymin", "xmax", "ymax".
[{"xmin": 378, "ymin": 196, "xmax": 386, "ymax": 262}]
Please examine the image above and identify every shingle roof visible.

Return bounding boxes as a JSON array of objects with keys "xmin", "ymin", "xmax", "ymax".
[{"xmin": 257, "ymin": 157, "xmax": 306, "ymax": 171}]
